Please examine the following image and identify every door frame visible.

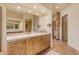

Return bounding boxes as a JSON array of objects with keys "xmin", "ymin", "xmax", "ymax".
[
  {"xmin": 62, "ymin": 14, "xmax": 68, "ymax": 43},
  {"xmin": 52, "ymin": 20, "xmax": 56, "ymax": 39}
]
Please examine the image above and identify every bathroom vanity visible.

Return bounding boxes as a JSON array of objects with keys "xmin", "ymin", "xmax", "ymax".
[
  {"xmin": 7, "ymin": 33, "xmax": 51, "ymax": 55},
  {"xmin": 6, "ymin": 9, "xmax": 51, "ymax": 55}
]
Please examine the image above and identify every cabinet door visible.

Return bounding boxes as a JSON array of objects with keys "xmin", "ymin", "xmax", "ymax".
[
  {"xmin": 46, "ymin": 35, "xmax": 51, "ymax": 49},
  {"xmin": 40, "ymin": 35, "xmax": 50, "ymax": 51},
  {"xmin": 45, "ymin": 35, "xmax": 50, "ymax": 48},
  {"xmin": 17, "ymin": 40, "xmax": 26, "ymax": 55},
  {"xmin": 40, "ymin": 36, "xmax": 46, "ymax": 51},
  {"xmin": 43, "ymin": 36, "xmax": 48, "ymax": 49},
  {"xmin": 47, "ymin": 35, "xmax": 51, "ymax": 48},
  {"xmin": 26, "ymin": 39, "xmax": 33, "ymax": 55},
  {"xmin": 32, "ymin": 37, "xmax": 41, "ymax": 54},
  {"xmin": 8, "ymin": 41, "xmax": 18, "ymax": 55},
  {"xmin": 40, "ymin": 36, "xmax": 43, "ymax": 51}
]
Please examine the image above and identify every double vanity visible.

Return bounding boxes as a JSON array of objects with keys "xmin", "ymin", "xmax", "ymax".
[
  {"xmin": 6, "ymin": 9, "xmax": 51, "ymax": 55},
  {"xmin": 7, "ymin": 33, "xmax": 51, "ymax": 55}
]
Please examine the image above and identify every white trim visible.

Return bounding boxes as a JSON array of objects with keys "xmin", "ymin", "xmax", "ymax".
[{"xmin": 0, "ymin": 4, "xmax": 7, "ymax": 55}]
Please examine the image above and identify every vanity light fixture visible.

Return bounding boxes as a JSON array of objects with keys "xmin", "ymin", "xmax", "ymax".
[
  {"xmin": 47, "ymin": 23, "xmax": 51, "ymax": 27},
  {"xmin": 37, "ymin": 25, "xmax": 41, "ymax": 28}
]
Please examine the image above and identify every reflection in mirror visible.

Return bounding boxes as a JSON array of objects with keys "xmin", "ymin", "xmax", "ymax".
[
  {"xmin": 15, "ymin": 24, "xmax": 19, "ymax": 29},
  {"xmin": 25, "ymin": 19, "xmax": 32, "ymax": 32},
  {"xmin": 7, "ymin": 20, "xmax": 21, "ymax": 33},
  {"xmin": 0, "ymin": 7, "xmax": 2, "ymax": 52}
]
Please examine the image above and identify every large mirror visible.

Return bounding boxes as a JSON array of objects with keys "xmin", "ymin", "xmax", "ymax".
[
  {"xmin": 0, "ymin": 7, "xmax": 2, "ymax": 52},
  {"xmin": 6, "ymin": 10, "xmax": 39, "ymax": 34}
]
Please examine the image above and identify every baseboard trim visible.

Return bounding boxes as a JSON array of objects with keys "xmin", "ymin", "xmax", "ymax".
[{"xmin": 68, "ymin": 44, "xmax": 79, "ymax": 54}]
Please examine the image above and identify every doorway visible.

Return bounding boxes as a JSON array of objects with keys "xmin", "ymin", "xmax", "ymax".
[
  {"xmin": 52, "ymin": 20, "xmax": 56, "ymax": 39},
  {"xmin": 25, "ymin": 19, "xmax": 32, "ymax": 32},
  {"xmin": 62, "ymin": 15, "xmax": 68, "ymax": 43}
]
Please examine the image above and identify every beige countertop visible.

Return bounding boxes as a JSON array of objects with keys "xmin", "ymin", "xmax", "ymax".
[{"xmin": 7, "ymin": 33, "xmax": 50, "ymax": 42}]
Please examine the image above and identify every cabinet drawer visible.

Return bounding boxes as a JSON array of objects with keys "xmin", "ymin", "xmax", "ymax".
[
  {"xmin": 8, "ymin": 45, "xmax": 18, "ymax": 55},
  {"xmin": 8, "ymin": 41, "xmax": 17, "ymax": 47}
]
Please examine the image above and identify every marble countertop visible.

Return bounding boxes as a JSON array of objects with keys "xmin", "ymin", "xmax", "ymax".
[{"xmin": 7, "ymin": 33, "xmax": 50, "ymax": 42}]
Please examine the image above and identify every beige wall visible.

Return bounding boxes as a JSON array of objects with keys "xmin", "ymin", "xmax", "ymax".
[
  {"xmin": 39, "ymin": 14, "xmax": 52, "ymax": 34},
  {"xmin": 60, "ymin": 4, "xmax": 79, "ymax": 52},
  {"xmin": 32, "ymin": 16, "xmax": 39, "ymax": 32}
]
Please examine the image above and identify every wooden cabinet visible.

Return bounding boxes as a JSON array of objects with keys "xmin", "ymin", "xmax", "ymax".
[
  {"xmin": 8, "ymin": 34, "xmax": 51, "ymax": 55},
  {"xmin": 8, "ymin": 41, "xmax": 18, "ymax": 55},
  {"xmin": 32, "ymin": 37, "xmax": 41, "ymax": 54},
  {"xmin": 45, "ymin": 35, "xmax": 50, "ymax": 48},
  {"xmin": 26, "ymin": 38, "xmax": 33, "ymax": 55},
  {"xmin": 17, "ymin": 40, "xmax": 26, "ymax": 55},
  {"xmin": 40, "ymin": 36, "xmax": 47, "ymax": 51},
  {"xmin": 8, "ymin": 40, "xmax": 26, "ymax": 55},
  {"xmin": 40, "ymin": 35, "xmax": 50, "ymax": 51},
  {"xmin": 26, "ymin": 37, "xmax": 41, "ymax": 55}
]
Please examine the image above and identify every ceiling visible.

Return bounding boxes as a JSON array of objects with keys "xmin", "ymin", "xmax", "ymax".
[
  {"xmin": 5, "ymin": 3, "xmax": 51, "ymax": 16},
  {"xmin": 5, "ymin": 3, "xmax": 71, "ymax": 16},
  {"xmin": 41, "ymin": 3, "xmax": 71, "ymax": 15}
]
